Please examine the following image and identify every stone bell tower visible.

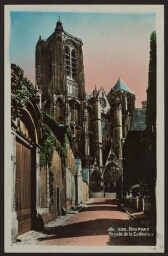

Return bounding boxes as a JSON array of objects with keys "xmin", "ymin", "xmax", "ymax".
[{"xmin": 35, "ymin": 19, "xmax": 86, "ymax": 157}]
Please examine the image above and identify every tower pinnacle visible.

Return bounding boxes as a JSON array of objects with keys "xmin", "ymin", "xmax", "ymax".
[{"xmin": 55, "ymin": 17, "xmax": 63, "ymax": 32}]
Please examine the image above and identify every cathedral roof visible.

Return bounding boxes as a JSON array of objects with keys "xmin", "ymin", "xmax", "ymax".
[
  {"xmin": 130, "ymin": 108, "xmax": 146, "ymax": 131},
  {"xmin": 111, "ymin": 78, "xmax": 134, "ymax": 94},
  {"xmin": 55, "ymin": 17, "xmax": 63, "ymax": 32}
]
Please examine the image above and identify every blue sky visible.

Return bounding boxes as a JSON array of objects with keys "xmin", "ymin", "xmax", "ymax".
[{"xmin": 10, "ymin": 10, "xmax": 156, "ymax": 107}]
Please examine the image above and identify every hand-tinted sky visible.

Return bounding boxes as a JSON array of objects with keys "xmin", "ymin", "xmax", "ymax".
[{"xmin": 10, "ymin": 9, "xmax": 156, "ymax": 107}]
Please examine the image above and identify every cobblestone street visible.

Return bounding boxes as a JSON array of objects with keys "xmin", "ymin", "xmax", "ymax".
[{"xmin": 36, "ymin": 196, "xmax": 156, "ymax": 246}]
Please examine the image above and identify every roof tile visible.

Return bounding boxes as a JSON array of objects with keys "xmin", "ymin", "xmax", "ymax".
[
  {"xmin": 113, "ymin": 78, "xmax": 134, "ymax": 94},
  {"xmin": 130, "ymin": 108, "xmax": 146, "ymax": 131}
]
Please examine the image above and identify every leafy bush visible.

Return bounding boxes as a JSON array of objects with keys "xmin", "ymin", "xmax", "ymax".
[
  {"xmin": 131, "ymin": 184, "xmax": 140, "ymax": 197},
  {"xmin": 11, "ymin": 64, "xmax": 36, "ymax": 119}
]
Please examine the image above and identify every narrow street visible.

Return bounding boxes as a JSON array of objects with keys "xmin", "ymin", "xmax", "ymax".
[{"xmin": 38, "ymin": 195, "xmax": 156, "ymax": 246}]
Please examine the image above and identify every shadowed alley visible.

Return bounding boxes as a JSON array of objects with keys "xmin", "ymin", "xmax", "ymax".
[{"xmin": 38, "ymin": 197, "xmax": 156, "ymax": 246}]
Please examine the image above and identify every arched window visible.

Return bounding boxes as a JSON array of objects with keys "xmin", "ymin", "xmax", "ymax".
[
  {"xmin": 74, "ymin": 103, "xmax": 79, "ymax": 123},
  {"xmin": 44, "ymin": 99, "xmax": 50, "ymax": 115},
  {"xmin": 65, "ymin": 43, "xmax": 78, "ymax": 84},
  {"xmin": 87, "ymin": 108, "xmax": 92, "ymax": 130},
  {"xmin": 71, "ymin": 103, "xmax": 75, "ymax": 123},
  {"xmin": 69, "ymin": 101, "xmax": 80, "ymax": 124},
  {"xmin": 56, "ymin": 98, "xmax": 63, "ymax": 122},
  {"xmin": 65, "ymin": 46, "xmax": 70, "ymax": 76},
  {"xmin": 71, "ymin": 50, "xmax": 77, "ymax": 78}
]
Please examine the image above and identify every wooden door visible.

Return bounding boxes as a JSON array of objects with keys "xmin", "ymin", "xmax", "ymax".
[{"xmin": 16, "ymin": 142, "xmax": 32, "ymax": 234}]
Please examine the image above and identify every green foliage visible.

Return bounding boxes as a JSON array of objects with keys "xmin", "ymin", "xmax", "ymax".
[
  {"xmin": 131, "ymin": 184, "xmax": 140, "ymax": 197},
  {"xmin": 65, "ymin": 126, "xmax": 73, "ymax": 147},
  {"xmin": 42, "ymin": 110, "xmax": 73, "ymax": 147},
  {"xmin": 39, "ymin": 121, "xmax": 68, "ymax": 168},
  {"xmin": 11, "ymin": 64, "xmax": 36, "ymax": 119},
  {"xmin": 144, "ymin": 31, "xmax": 157, "ymax": 191},
  {"xmin": 40, "ymin": 123, "xmax": 56, "ymax": 167},
  {"xmin": 42, "ymin": 110, "xmax": 60, "ymax": 127},
  {"xmin": 11, "ymin": 63, "xmax": 74, "ymax": 204},
  {"xmin": 146, "ymin": 31, "xmax": 157, "ymax": 130},
  {"xmin": 131, "ymin": 184, "xmax": 140, "ymax": 190},
  {"xmin": 11, "ymin": 64, "xmax": 73, "ymax": 170},
  {"xmin": 39, "ymin": 111, "xmax": 73, "ymax": 168}
]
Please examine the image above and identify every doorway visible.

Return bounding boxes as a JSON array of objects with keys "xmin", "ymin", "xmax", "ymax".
[{"xmin": 15, "ymin": 141, "xmax": 32, "ymax": 234}]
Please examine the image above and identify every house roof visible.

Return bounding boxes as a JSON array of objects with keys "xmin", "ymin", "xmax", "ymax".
[
  {"xmin": 112, "ymin": 78, "xmax": 134, "ymax": 94},
  {"xmin": 130, "ymin": 108, "xmax": 146, "ymax": 131}
]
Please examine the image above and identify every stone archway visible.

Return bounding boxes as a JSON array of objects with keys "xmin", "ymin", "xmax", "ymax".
[
  {"xmin": 104, "ymin": 166, "xmax": 119, "ymax": 193},
  {"xmin": 90, "ymin": 170, "xmax": 101, "ymax": 192},
  {"xmin": 14, "ymin": 109, "xmax": 38, "ymax": 235}
]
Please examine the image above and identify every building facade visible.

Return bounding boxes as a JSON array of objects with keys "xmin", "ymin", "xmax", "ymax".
[
  {"xmin": 11, "ymin": 64, "xmax": 83, "ymax": 242},
  {"xmin": 35, "ymin": 20, "xmax": 136, "ymax": 197}
]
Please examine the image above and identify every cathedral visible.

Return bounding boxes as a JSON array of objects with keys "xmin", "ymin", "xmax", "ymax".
[{"xmin": 35, "ymin": 19, "xmax": 136, "ymax": 197}]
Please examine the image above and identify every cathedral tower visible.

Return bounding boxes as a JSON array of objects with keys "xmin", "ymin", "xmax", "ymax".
[
  {"xmin": 108, "ymin": 78, "xmax": 136, "ymax": 141},
  {"xmin": 35, "ymin": 19, "xmax": 86, "ymax": 157},
  {"xmin": 107, "ymin": 78, "xmax": 136, "ymax": 197},
  {"xmin": 35, "ymin": 21, "xmax": 137, "ymax": 197}
]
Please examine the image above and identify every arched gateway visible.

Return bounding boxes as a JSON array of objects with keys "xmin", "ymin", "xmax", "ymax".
[{"xmin": 89, "ymin": 152, "xmax": 122, "ymax": 198}]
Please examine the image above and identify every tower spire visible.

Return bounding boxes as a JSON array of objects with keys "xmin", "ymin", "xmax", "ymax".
[
  {"xmin": 93, "ymin": 85, "xmax": 98, "ymax": 98},
  {"xmin": 55, "ymin": 17, "xmax": 63, "ymax": 32}
]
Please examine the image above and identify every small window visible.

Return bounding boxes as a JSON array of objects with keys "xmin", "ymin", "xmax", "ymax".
[
  {"xmin": 65, "ymin": 46, "xmax": 70, "ymax": 76},
  {"xmin": 65, "ymin": 46, "xmax": 78, "ymax": 79},
  {"xmin": 71, "ymin": 50, "xmax": 77, "ymax": 78}
]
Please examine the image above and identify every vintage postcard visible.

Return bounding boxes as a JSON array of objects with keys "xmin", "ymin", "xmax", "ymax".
[{"xmin": 4, "ymin": 4, "xmax": 164, "ymax": 253}]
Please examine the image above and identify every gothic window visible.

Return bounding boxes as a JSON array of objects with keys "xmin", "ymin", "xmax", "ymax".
[
  {"xmin": 71, "ymin": 104, "xmax": 75, "ymax": 122},
  {"xmin": 65, "ymin": 44, "xmax": 78, "ymax": 82},
  {"xmin": 70, "ymin": 124, "xmax": 75, "ymax": 137},
  {"xmin": 71, "ymin": 50, "xmax": 77, "ymax": 78},
  {"xmin": 69, "ymin": 83, "xmax": 72, "ymax": 94},
  {"xmin": 69, "ymin": 101, "xmax": 80, "ymax": 124},
  {"xmin": 65, "ymin": 46, "xmax": 70, "ymax": 76},
  {"xmin": 87, "ymin": 108, "xmax": 92, "ymax": 130},
  {"xmin": 55, "ymin": 98, "xmax": 63, "ymax": 122},
  {"xmin": 74, "ymin": 103, "xmax": 79, "ymax": 123},
  {"xmin": 101, "ymin": 117, "xmax": 109, "ymax": 133},
  {"xmin": 128, "ymin": 100, "xmax": 133, "ymax": 115},
  {"xmin": 69, "ymin": 104, "xmax": 72, "ymax": 121},
  {"xmin": 75, "ymin": 87, "xmax": 78, "ymax": 97},
  {"xmin": 44, "ymin": 99, "xmax": 50, "ymax": 115},
  {"xmin": 72, "ymin": 86, "xmax": 75, "ymax": 95},
  {"xmin": 100, "ymin": 97, "xmax": 106, "ymax": 108},
  {"xmin": 89, "ymin": 133, "xmax": 94, "ymax": 156}
]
